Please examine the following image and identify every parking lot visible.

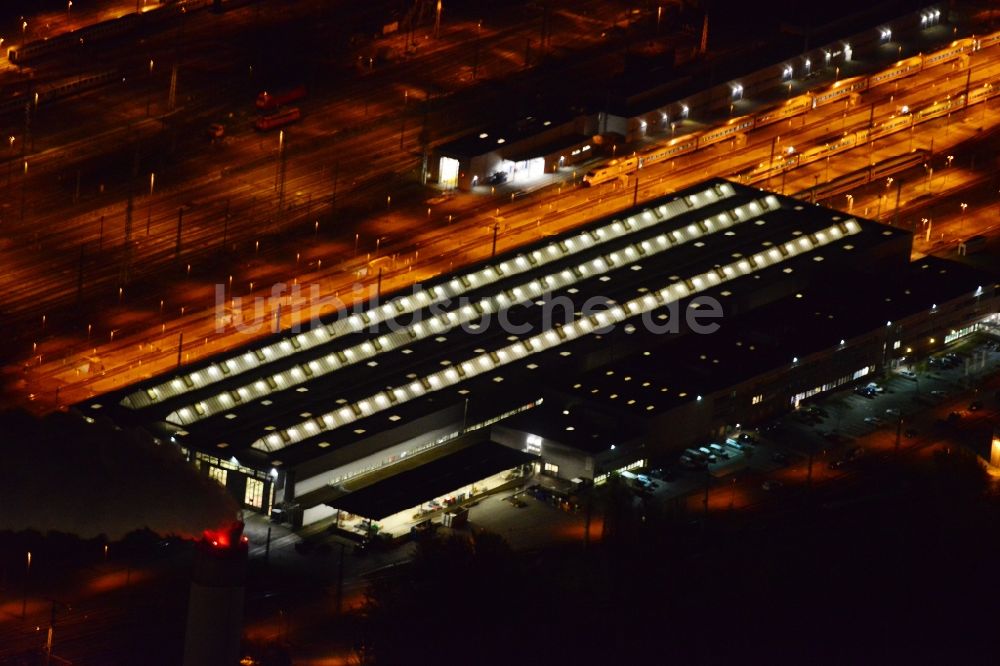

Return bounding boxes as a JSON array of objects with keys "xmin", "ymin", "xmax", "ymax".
[
  {"xmin": 623, "ymin": 335, "xmax": 1000, "ymax": 506},
  {"xmin": 766, "ymin": 339, "xmax": 1000, "ymax": 459}
]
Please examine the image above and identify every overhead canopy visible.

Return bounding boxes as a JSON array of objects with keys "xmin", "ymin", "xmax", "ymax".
[{"xmin": 326, "ymin": 441, "xmax": 535, "ymax": 520}]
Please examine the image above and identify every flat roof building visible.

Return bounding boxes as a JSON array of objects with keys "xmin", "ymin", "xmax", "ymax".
[{"xmin": 78, "ymin": 179, "xmax": 998, "ymax": 530}]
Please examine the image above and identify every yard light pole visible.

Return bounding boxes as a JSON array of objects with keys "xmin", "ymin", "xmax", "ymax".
[{"xmin": 22, "ymin": 551, "xmax": 31, "ymax": 618}]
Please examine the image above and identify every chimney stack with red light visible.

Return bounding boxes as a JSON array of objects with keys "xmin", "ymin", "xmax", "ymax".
[{"xmin": 182, "ymin": 521, "xmax": 249, "ymax": 666}]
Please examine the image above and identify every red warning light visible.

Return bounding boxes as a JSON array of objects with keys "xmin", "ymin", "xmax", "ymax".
[{"xmin": 202, "ymin": 521, "xmax": 246, "ymax": 551}]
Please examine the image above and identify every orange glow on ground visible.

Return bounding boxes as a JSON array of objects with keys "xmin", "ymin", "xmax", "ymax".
[
  {"xmin": 85, "ymin": 568, "xmax": 150, "ymax": 594},
  {"xmin": 552, "ymin": 516, "xmax": 604, "ymax": 542},
  {"xmin": 0, "ymin": 598, "xmax": 45, "ymax": 625}
]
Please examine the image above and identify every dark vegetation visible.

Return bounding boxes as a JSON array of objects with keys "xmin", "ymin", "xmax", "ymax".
[{"xmin": 356, "ymin": 448, "xmax": 1000, "ymax": 664}]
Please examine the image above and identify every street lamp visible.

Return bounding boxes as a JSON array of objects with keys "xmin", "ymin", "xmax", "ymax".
[
  {"xmin": 146, "ymin": 172, "xmax": 156, "ymax": 235},
  {"xmin": 6, "ymin": 135, "xmax": 14, "ymax": 185},
  {"xmin": 273, "ymin": 129, "xmax": 284, "ymax": 193},
  {"xmin": 845, "ymin": 194, "xmax": 853, "ymax": 213},
  {"xmin": 878, "ymin": 177, "xmax": 892, "ymax": 217},
  {"xmin": 960, "ymin": 202, "xmax": 968, "ymax": 234},
  {"xmin": 22, "ymin": 550, "xmax": 31, "ymax": 618}
]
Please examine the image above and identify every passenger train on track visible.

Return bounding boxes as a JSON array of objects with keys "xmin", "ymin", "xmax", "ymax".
[
  {"xmin": 582, "ymin": 31, "xmax": 1000, "ymax": 186},
  {"xmin": 737, "ymin": 80, "xmax": 1000, "ymax": 184}
]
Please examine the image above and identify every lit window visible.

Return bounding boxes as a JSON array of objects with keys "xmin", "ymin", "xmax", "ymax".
[
  {"xmin": 245, "ymin": 477, "xmax": 265, "ymax": 509},
  {"xmin": 544, "ymin": 462, "xmax": 559, "ymax": 474},
  {"xmin": 208, "ymin": 467, "xmax": 228, "ymax": 486},
  {"xmin": 752, "ymin": 394, "xmax": 763, "ymax": 405}
]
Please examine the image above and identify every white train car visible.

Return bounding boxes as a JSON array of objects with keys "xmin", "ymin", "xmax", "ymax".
[
  {"xmin": 582, "ymin": 157, "xmax": 639, "ymax": 186},
  {"xmin": 812, "ymin": 77, "xmax": 868, "ymax": 109},
  {"xmin": 696, "ymin": 117, "xmax": 754, "ymax": 148},
  {"xmin": 866, "ymin": 113, "xmax": 914, "ymax": 142},
  {"xmin": 868, "ymin": 56, "xmax": 922, "ymax": 88},
  {"xmin": 975, "ymin": 29, "xmax": 1000, "ymax": 51},
  {"xmin": 922, "ymin": 38, "xmax": 975, "ymax": 69},
  {"xmin": 798, "ymin": 133, "xmax": 858, "ymax": 168},
  {"xmin": 913, "ymin": 95, "xmax": 961, "ymax": 123},
  {"xmin": 637, "ymin": 135, "xmax": 698, "ymax": 169},
  {"xmin": 968, "ymin": 81, "xmax": 1000, "ymax": 105},
  {"xmin": 753, "ymin": 94, "xmax": 812, "ymax": 128}
]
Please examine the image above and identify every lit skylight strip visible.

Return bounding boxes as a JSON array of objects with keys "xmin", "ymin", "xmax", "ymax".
[
  {"xmin": 123, "ymin": 183, "xmax": 738, "ymax": 411},
  {"xmin": 164, "ymin": 193, "xmax": 778, "ymax": 427},
  {"xmin": 251, "ymin": 219, "xmax": 862, "ymax": 453}
]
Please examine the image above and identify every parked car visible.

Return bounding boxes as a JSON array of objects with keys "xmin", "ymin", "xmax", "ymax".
[
  {"xmin": 680, "ymin": 455, "xmax": 706, "ymax": 470},
  {"xmin": 864, "ymin": 416, "xmax": 884, "ymax": 425},
  {"xmin": 726, "ymin": 438, "xmax": 748, "ymax": 451},
  {"xmin": 804, "ymin": 405, "xmax": 828, "ymax": 418},
  {"xmin": 708, "ymin": 443, "xmax": 730, "ymax": 459},
  {"xmin": 698, "ymin": 447, "xmax": 718, "ymax": 463},
  {"xmin": 885, "ymin": 408, "xmax": 901, "ymax": 417},
  {"xmin": 969, "ymin": 400, "xmax": 984, "ymax": 411},
  {"xmin": 762, "ymin": 480, "xmax": 784, "ymax": 491},
  {"xmin": 900, "ymin": 370, "xmax": 918, "ymax": 380},
  {"xmin": 904, "ymin": 428, "xmax": 918, "ymax": 438}
]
